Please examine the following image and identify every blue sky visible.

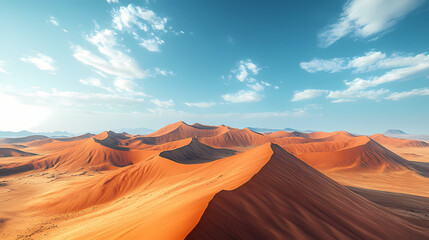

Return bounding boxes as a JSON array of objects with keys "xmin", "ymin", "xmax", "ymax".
[{"xmin": 0, "ymin": 0, "xmax": 428, "ymax": 134}]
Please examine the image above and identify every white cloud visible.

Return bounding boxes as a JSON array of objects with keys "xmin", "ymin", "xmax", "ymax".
[
  {"xmin": 72, "ymin": 29, "xmax": 146, "ymax": 79},
  {"xmin": 319, "ymin": 0, "xmax": 423, "ymax": 47},
  {"xmin": 327, "ymin": 89, "xmax": 389, "ymax": 101},
  {"xmin": 291, "ymin": 89, "xmax": 328, "ymax": 102},
  {"xmin": 21, "ymin": 53, "xmax": 56, "ymax": 72},
  {"xmin": 300, "ymin": 58, "xmax": 346, "ymax": 73},
  {"xmin": 107, "ymin": 0, "xmax": 119, "ymax": 3},
  {"xmin": 234, "ymin": 59, "xmax": 260, "ymax": 82},
  {"xmin": 112, "ymin": 4, "xmax": 167, "ymax": 32},
  {"xmin": 80, "ymin": 77, "xmax": 114, "ymax": 92},
  {"xmin": 80, "ymin": 78, "xmax": 102, "ymax": 87},
  {"xmin": 151, "ymin": 99, "xmax": 175, "ymax": 108},
  {"xmin": 154, "ymin": 67, "xmax": 174, "ymax": 76},
  {"xmin": 247, "ymin": 82, "xmax": 264, "ymax": 92},
  {"xmin": 0, "ymin": 60, "xmax": 8, "ymax": 74},
  {"xmin": 48, "ymin": 16, "xmax": 59, "ymax": 26},
  {"xmin": 386, "ymin": 88, "xmax": 429, "ymax": 100},
  {"xmin": 114, "ymin": 79, "xmax": 137, "ymax": 92},
  {"xmin": 301, "ymin": 51, "xmax": 429, "ymax": 73},
  {"xmin": 331, "ymin": 99, "xmax": 355, "ymax": 103},
  {"xmin": 139, "ymin": 37, "xmax": 164, "ymax": 52},
  {"xmin": 185, "ymin": 102, "xmax": 216, "ymax": 108},
  {"xmin": 24, "ymin": 88, "xmax": 144, "ymax": 107},
  {"xmin": 0, "ymin": 92, "xmax": 50, "ymax": 131},
  {"xmin": 222, "ymin": 90, "xmax": 262, "ymax": 103},
  {"xmin": 348, "ymin": 51, "xmax": 386, "ymax": 71},
  {"xmin": 343, "ymin": 61, "xmax": 429, "ymax": 92}
]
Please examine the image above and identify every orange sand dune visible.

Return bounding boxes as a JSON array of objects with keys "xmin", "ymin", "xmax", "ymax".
[
  {"xmin": 0, "ymin": 137, "xmax": 158, "ymax": 176},
  {"xmin": 307, "ymin": 130, "xmax": 355, "ymax": 139},
  {"xmin": 145, "ymin": 121, "xmax": 231, "ymax": 141},
  {"xmin": 31, "ymin": 143, "xmax": 273, "ymax": 239},
  {"xmin": 200, "ymin": 128, "xmax": 269, "ymax": 147},
  {"xmin": 266, "ymin": 130, "xmax": 308, "ymax": 138},
  {"xmin": 55, "ymin": 133, "xmax": 95, "ymax": 142},
  {"xmin": 1, "ymin": 123, "xmax": 428, "ymax": 239},
  {"xmin": 280, "ymin": 135, "xmax": 370, "ymax": 155},
  {"xmin": 159, "ymin": 138, "xmax": 236, "ymax": 163},
  {"xmin": 296, "ymin": 138, "xmax": 411, "ymax": 172},
  {"xmin": 370, "ymin": 133, "xmax": 429, "ymax": 148},
  {"xmin": 0, "ymin": 148, "xmax": 36, "ymax": 158},
  {"xmin": 186, "ymin": 144, "xmax": 427, "ymax": 240},
  {"xmin": 0, "ymin": 135, "xmax": 48, "ymax": 144}
]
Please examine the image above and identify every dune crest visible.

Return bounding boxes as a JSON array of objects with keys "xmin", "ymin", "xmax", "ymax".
[{"xmin": 186, "ymin": 144, "xmax": 427, "ymax": 240}]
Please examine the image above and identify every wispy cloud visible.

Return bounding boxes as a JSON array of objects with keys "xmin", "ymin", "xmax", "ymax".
[
  {"xmin": 235, "ymin": 59, "xmax": 260, "ymax": 82},
  {"xmin": 0, "ymin": 60, "xmax": 8, "ymax": 74},
  {"xmin": 80, "ymin": 78, "xmax": 114, "ymax": 92},
  {"xmin": 291, "ymin": 89, "xmax": 328, "ymax": 102},
  {"xmin": 21, "ymin": 53, "xmax": 56, "ymax": 73},
  {"xmin": 222, "ymin": 90, "xmax": 262, "ymax": 103},
  {"xmin": 153, "ymin": 67, "xmax": 174, "ymax": 76},
  {"xmin": 48, "ymin": 16, "xmax": 59, "ymax": 26},
  {"xmin": 139, "ymin": 36, "xmax": 164, "ymax": 52},
  {"xmin": 296, "ymin": 50, "xmax": 429, "ymax": 102},
  {"xmin": 107, "ymin": 0, "xmax": 119, "ymax": 3},
  {"xmin": 112, "ymin": 4, "xmax": 167, "ymax": 32},
  {"xmin": 20, "ymin": 88, "xmax": 144, "ymax": 107},
  {"xmin": 72, "ymin": 29, "xmax": 146, "ymax": 79},
  {"xmin": 301, "ymin": 51, "xmax": 429, "ymax": 73},
  {"xmin": 222, "ymin": 59, "xmax": 275, "ymax": 103},
  {"xmin": 386, "ymin": 88, "xmax": 429, "ymax": 100},
  {"xmin": 318, "ymin": 0, "xmax": 423, "ymax": 47},
  {"xmin": 112, "ymin": 4, "xmax": 168, "ymax": 52},
  {"xmin": 185, "ymin": 102, "xmax": 216, "ymax": 108},
  {"xmin": 151, "ymin": 98, "xmax": 175, "ymax": 108}
]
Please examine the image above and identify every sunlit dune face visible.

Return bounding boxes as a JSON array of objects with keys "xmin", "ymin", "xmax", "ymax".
[{"xmin": 0, "ymin": 122, "xmax": 428, "ymax": 239}]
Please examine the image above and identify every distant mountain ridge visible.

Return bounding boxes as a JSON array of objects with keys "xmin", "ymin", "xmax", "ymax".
[
  {"xmin": 385, "ymin": 129, "xmax": 407, "ymax": 135},
  {"xmin": 383, "ymin": 129, "xmax": 429, "ymax": 141},
  {"xmin": 0, "ymin": 130, "xmax": 74, "ymax": 138}
]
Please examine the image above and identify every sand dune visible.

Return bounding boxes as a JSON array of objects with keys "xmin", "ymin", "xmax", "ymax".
[
  {"xmin": 0, "ymin": 135, "xmax": 48, "ymax": 144},
  {"xmin": 1, "ymin": 123, "xmax": 428, "ymax": 239},
  {"xmin": 200, "ymin": 128, "xmax": 269, "ymax": 147},
  {"xmin": 371, "ymin": 133, "xmax": 429, "ymax": 148},
  {"xmin": 159, "ymin": 138, "xmax": 236, "ymax": 164},
  {"xmin": 186, "ymin": 144, "xmax": 427, "ymax": 240},
  {"xmin": 0, "ymin": 148, "xmax": 35, "ymax": 158},
  {"xmin": 296, "ymin": 138, "xmax": 411, "ymax": 172}
]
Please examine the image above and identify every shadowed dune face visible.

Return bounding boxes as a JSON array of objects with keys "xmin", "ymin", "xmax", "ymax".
[
  {"xmin": 0, "ymin": 123, "xmax": 428, "ymax": 239},
  {"xmin": 186, "ymin": 144, "xmax": 428, "ymax": 240},
  {"xmin": 0, "ymin": 148, "xmax": 35, "ymax": 158},
  {"xmin": 159, "ymin": 138, "xmax": 236, "ymax": 164}
]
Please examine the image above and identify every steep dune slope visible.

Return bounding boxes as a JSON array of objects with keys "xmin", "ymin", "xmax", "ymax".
[
  {"xmin": 35, "ymin": 144, "xmax": 274, "ymax": 240},
  {"xmin": 159, "ymin": 138, "xmax": 236, "ymax": 164},
  {"xmin": 186, "ymin": 144, "xmax": 427, "ymax": 240},
  {"xmin": 296, "ymin": 138, "xmax": 411, "ymax": 172}
]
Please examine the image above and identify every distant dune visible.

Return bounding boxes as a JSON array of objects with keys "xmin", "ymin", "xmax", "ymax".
[
  {"xmin": 0, "ymin": 121, "xmax": 428, "ymax": 239},
  {"xmin": 0, "ymin": 148, "xmax": 35, "ymax": 158},
  {"xmin": 370, "ymin": 133, "xmax": 428, "ymax": 148}
]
